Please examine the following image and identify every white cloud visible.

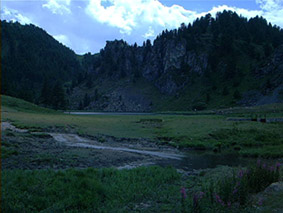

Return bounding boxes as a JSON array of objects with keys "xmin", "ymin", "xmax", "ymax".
[
  {"xmin": 143, "ymin": 26, "xmax": 155, "ymax": 38},
  {"xmin": 43, "ymin": 0, "xmax": 71, "ymax": 15},
  {"xmin": 199, "ymin": 1, "xmax": 283, "ymax": 28},
  {"xmin": 199, "ymin": 5, "xmax": 262, "ymax": 20},
  {"xmin": 1, "ymin": 7, "xmax": 33, "ymax": 25},
  {"xmin": 53, "ymin": 34, "xmax": 71, "ymax": 46},
  {"xmin": 85, "ymin": 0, "xmax": 198, "ymax": 35},
  {"xmin": 85, "ymin": 0, "xmax": 283, "ymax": 40},
  {"xmin": 2, "ymin": 0, "xmax": 282, "ymax": 54},
  {"xmin": 256, "ymin": 0, "xmax": 283, "ymax": 11},
  {"xmin": 256, "ymin": 0, "xmax": 283, "ymax": 27}
]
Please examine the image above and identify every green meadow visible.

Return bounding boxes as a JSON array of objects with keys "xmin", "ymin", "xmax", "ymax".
[
  {"xmin": 2, "ymin": 95, "xmax": 283, "ymax": 158},
  {"xmin": 1, "ymin": 95, "xmax": 283, "ymax": 212}
]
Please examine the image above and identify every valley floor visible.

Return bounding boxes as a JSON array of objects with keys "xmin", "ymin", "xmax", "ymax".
[{"xmin": 1, "ymin": 96, "xmax": 283, "ymax": 212}]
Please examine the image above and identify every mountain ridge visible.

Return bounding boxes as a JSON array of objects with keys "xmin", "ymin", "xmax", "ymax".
[{"xmin": 2, "ymin": 10, "xmax": 283, "ymax": 111}]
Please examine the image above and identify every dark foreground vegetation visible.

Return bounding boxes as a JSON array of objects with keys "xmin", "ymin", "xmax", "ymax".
[
  {"xmin": 2, "ymin": 167, "xmax": 180, "ymax": 212},
  {"xmin": 2, "ymin": 162, "xmax": 282, "ymax": 212},
  {"xmin": 181, "ymin": 161, "xmax": 281, "ymax": 212}
]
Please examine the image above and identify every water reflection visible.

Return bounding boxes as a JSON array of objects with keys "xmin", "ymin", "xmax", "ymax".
[{"xmin": 156, "ymin": 151, "xmax": 254, "ymax": 171}]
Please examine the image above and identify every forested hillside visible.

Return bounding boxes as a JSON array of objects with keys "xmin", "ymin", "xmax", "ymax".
[
  {"xmin": 70, "ymin": 11, "xmax": 283, "ymax": 111},
  {"xmin": 2, "ymin": 11, "xmax": 283, "ymax": 111},
  {"xmin": 1, "ymin": 20, "xmax": 83, "ymax": 109}
]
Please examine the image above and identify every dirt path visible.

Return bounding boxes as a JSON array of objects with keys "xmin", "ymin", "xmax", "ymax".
[
  {"xmin": 49, "ymin": 133, "xmax": 184, "ymax": 160},
  {"xmin": 2, "ymin": 122, "xmax": 251, "ymax": 171},
  {"xmin": 2, "ymin": 121, "xmax": 186, "ymax": 170},
  {"xmin": 2, "ymin": 122, "xmax": 28, "ymax": 133}
]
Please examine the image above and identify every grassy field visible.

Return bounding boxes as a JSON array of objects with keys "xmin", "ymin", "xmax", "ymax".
[
  {"xmin": 2, "ymin": 95, "xmax": 283, "ymax": 158},
  {"xmin": 2, "ymin": 163, "xmax": 282, "ymax": 212},
  {"xmin": 1, "ymin": 95, "xmax": 283, "ymax": 212}
]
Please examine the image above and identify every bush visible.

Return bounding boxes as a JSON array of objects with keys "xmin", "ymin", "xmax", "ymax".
[
  {"xmin": 192, "ymin": 102, "xmax": 207, "ymax": 111},
  {"xmin": 214, "ymin": 161, "xmax": 280, "ymax": 205},
  {"xmin": 233, "ymin": 90, "xmax": 241, "ymax": 100},
  {"xmin": 222, "ymin": 87, "xmax": 229, "ymax": 96}
]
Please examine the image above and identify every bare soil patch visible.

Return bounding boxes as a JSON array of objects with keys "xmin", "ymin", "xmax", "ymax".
[{"xmin": 1, "ymin": 122, "xmax": 183, "ymax": 170}]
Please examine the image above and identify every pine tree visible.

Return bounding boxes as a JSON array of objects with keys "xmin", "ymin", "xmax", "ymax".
[
  {"xmin": 94, "ymin": 89, "xmax": 99, "ymax": 101},
  {"xmin": 79, "ymin": 100, "xmax": 83, "ymax": 110},
  {"xmin": 83, "ymin": 93, "xmax": 91, "ymax": 107},
  {"xmin": 86, "ymin": 75, "xmax": 93, "ymax": 88},
  {"xmin": 206, "ymin": 93, "xmax": 211, "ymax": 103},
  {"xmin": 222, "ymin": 86, "xmax": 229, "ymax": 96},
  {"xmin": 233, "ymin": 90, "xmax": 241, "ymax": 100},
  {"xmin": 52, "ymin": 82, "xmax": 66, "ymax": 110},
  {"xmin": 40, "ymin": 79, "xmax": 51, "ymax": 106}
]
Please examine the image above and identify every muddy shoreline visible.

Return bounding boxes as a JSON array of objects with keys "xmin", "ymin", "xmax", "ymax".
[
  {"xmin": 2, "ymin": 122, "xmax": 255, "ymax": 171},
  {"xmin": 2, "ymin": 122, "xmax": 185, "ymax": 170}
]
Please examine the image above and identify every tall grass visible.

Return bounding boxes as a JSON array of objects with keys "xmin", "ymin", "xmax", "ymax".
[
  {"xmin": 181, "ymin": 161, "xmax": 281, "ymax": 212},
  {"xmin": 2, "ymin": 166, "xmax": 181, "ymax": 212}
]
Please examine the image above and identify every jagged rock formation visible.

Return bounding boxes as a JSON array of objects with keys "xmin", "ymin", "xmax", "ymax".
[
  {"xmin": 71, "ymin": 11, "xmax": 283, "ymax": 111},
  {"xmin": 240, "ymin": 45, "xmax": 283, "ymax": 106}
]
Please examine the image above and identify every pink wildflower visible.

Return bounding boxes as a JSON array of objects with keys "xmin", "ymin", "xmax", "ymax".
[
  {"xmin": 193, "ymin": 191, "xmax": 205, "ymax": 208},
  {"xmin": 227, "ymin": 201, "xmax": 231, "ymax": 208},
  {"xmin": 258, "ymin": 198, "xmax": 263, "ymax": 206},
  {"xmin": 193, "ymin": 193, "xmax": 199, "ymax": 207},
  {"xmin": 257, "ymin": 159, "xmax": 261, "ymax": 167},
  {"xmin": 232, "ymin": 188, "xmax": 238, "ymax": 194},
  {"xmin": 269, "ymin": 166, "xmax": 275, "ymax": 172},
  {"xmin": 276, "ymin": 162, "xmax": 280, "ymax": 170},
  {"xmin": 215, "ymin": 194, "xmax": 225, "ymax": 206},
  {"xmin": 238, "ymin": 170, "xmax": 244, "ymax": 178},
  {"xmin": 198, "ymin": 191, "xmax": 205, "ymax": 200},
  {"xmin": 181, "ymin": 187, "xmax": 187, "ymax": 199}
]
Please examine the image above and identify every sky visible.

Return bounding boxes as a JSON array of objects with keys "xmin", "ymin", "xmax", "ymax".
[{"xmin": 1, "ymin": 0, "xmax": 283, "ymax": 54}]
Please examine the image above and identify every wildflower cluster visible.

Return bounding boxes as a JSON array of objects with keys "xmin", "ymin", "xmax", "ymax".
[
  {"xmin": 193, "ymin": 191, "xmax": 205, "ymax": 212},
  {"xmin": 216, "ymin": 161, "xmax": 280, "ymax": 206},
  {"xmin": 247, "ymin": 160, "xmax": 280, "ymax": 193},
  {"xmin": 180, "ymin": 161, "xmax": 281, "ymax": 212}
]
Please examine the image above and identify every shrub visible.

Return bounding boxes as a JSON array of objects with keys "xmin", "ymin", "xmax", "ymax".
[
  {"xmin": 192, "ymin": 102, "xmax": 207, "ymax": 111},
  {"xmin": 233, "ymin": 90, "xmax": 241, "ymax": 100},
  {"xmin": 216, "ymin": 161, "xmax": 281, "ymax": 205},
  {"xmin": 222, "ymin": 86, "xmax": 229, "ymax": 96},
  {"xmin": 246, "ymin": 160, "xmax": 280, "ymax": 193}
]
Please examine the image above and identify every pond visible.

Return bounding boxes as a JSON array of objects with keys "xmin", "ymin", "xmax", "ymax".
[
  {"xmin": 156, "ymin": 151, "xmax": 254, "ymax": 171},
  {"xmin": 64, "ymin": 112, "xmax": 156, "ymax": 115}
]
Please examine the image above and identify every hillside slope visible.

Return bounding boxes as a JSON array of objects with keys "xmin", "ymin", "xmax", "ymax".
[
  {"xmin": 1, "ymin": 20, "xmax": 83, "ymax": 108},
  {"xmin": 2, "ymin": 11, "xmax": 283, "ymax": 111},
  {"xmin": 70, "ymin": 11, "xmax": 283, "ymax": 111}
]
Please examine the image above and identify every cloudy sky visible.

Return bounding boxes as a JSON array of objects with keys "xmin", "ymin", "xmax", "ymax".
[{"xmin": 1, "ymin": 0, "xmax": 283, "ymax": 54}]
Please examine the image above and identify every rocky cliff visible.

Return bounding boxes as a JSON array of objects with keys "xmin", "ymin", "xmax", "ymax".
[
  {"xmin": 239, "ymin": 45, "xmax": 283, "ymax": 106},
  {"xmin": 70, "ymin": 12, "xmax": 283, "ymax": 111}
]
